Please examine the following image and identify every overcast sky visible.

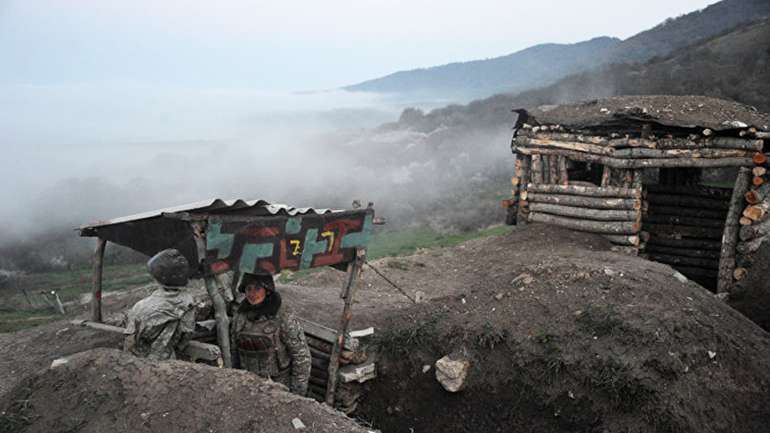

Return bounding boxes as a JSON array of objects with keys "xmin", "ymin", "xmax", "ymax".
[{"xmin": 1, "ymin": 0, "xmax": 717, "ymax": 91}]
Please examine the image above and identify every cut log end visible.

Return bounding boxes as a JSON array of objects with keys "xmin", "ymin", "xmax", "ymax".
[
  {"xmin": 733, "ymin": 267, "xmax": 747, "ymax": 281},
  {"xmin": 753, "ymin": 153, "xmax": 768, "ymax": 166}
]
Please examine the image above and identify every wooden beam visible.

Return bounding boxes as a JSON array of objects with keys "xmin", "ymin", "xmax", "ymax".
[
  {"xmin": 527, "ymin": 192, "xmax": 641, "ymax": 210},
  {"xmin": 325, "ymin": 249, "xmax": 365, "ymax": 406},
  {"xmin": 527, "ymin": 183, "xmax": 641, "ymax": 198},
  {"xmin": 91, "ymin": 238, "xmax": 107, "ymax": 323},
  {"xmin": 529, "ymin": 212, "xmax": 640, "ymax": 235}
]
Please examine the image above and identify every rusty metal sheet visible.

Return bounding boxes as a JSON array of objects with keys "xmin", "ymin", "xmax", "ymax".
[{"xmin": 205, "ymin": 209, "xmax": 374, "ymax": 275}]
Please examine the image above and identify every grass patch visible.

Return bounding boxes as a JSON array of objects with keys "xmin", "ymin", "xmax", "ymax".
[
  {"xmin": 374, "ymin": 313, "xmax": 444, "ymax": 356},
  {"xmin": 0, "ymin": 308, "xmax": 58, "ymax": 333},
  {"xmin": 585, "ymin": 357, "xmax": 654, "ymax": 412},
  {"xmin": 367, "ymin": 224, "xmax": 511, "ymax": 260}
]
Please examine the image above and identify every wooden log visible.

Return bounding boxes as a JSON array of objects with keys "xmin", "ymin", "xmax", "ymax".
[
  {"xmin": 549, "ymin": 155, "xmax": 560, "ymax": 185},
  {"xmin": 312, "ymin": 357, "xmax": 330, "ymax": 370},
  {"xmin": 646, "ymin": 236, "xmax": 722, "ymax": 250},
  {"xmin": 542, "ymin": 155, "xmax": 552, "ymax": 184},
  {"xmin": 515, "ymin": 147, "xmax": 754, "ymax": 169},
  {"xmin": 753, "ymin": 176, "xmax": 765, "ymax": 187},
  {"xmin": 644, "ymin": 223, "xmax": 724, "ymax": 240},
  {"xmin": 531, "ymin": 155, "xmax": 543, "ymax": 184},
  {"xmin": 753, "ymin": 153, "xmax": 768, "ymax": 165},
  {"xmin": 645, "ymin": 184, "xmax": 732, "ymax": 200},
  {"xmin": 753, "ymin": 166, "xmax": 767, "ymax": 177},
  {"xmin": 299, "ymin": 318, "xmax": 359, "ymax": 351},
  {"xmin": 744, "ymin": 183, "xmax": 770, "ymax": 205},
  {"xmin": 514, "ymin": 136, "xmax": 616, "ymax": 155},
  {"xmin": 607, "ymin": 137, "xmax": 658, "ymax": 148},
  {"xmin": 675, "ymin": 266, "xmax": 719, "ymax": 279},
  {"xmin": 516, "ymin": 155, "xmax": 532, "ymax": 226},
  {"xmin": 520, "ymin": 131, "xmax": 613, "ymax": 146},
  {"xmin": 648, "ymin": 206, "xmax": 727, "ymax": 220},
  {"xmin": 601, "ymin": 165, "xmax": 611, "ymax": 187},
  {"xmin": 529, "ymin": 202, "xmax": 639, "ymax": 221},
  {"xmin": 739, "ymin": 216, "xmax": 770, "ymax": 241},
  {"xmin": 733, "ymin": 267, "xmax": 748, "ymax": 281},
  {"xmin": 739, "ymin": 217, "xmax": 753, "ymax": 225},
  {"xmin": 613, "ymin": 148, "xmax": 753, "ymax": 159},
  {"xmin": 91, "ymin": 238, "xmax": 107, "ymax": 323},
  {"xmin": 646, "ymin": 194, "xmax": 730, "ymax": 210},
  {"xmin": 326, "ymin": 250, "xmax": 364, "ymax": 405},
  {"xmin": 736, "ymin": 237, "xmax": 767, "ymax": 255},
  {"xmin": 307, "ymin": 336, "xmax": 333, "ymax": 353},
  {"xmin": 654, "ymin": 137, "xmax": 762, "ymax": 151},
  {"xmin": 557, "ymin": 156, "xmax": 569, "ymax": 186},
  {"xmin": 310, "ymin": 346, "xmax": 331, "ymax": 360},
  {"xmin": 645, "ymin": 245, "xmax": 721, "ymax": 260},
  {"xmin": 529, "ymin": 212, "xmax": 640, "ymax": 234},
  {"xmin": 647, "ymin": 253, "xmax": 719, "ymax": 269},
  {"xmin": 527, "ymin": 192, "xmax": 641, "ymax": 210},
  {"xmin": 603, "ymin": 235, "xmax": 641, "ymax": 247},
  {"xmin": 527, "ymin": 183, "xmax": 641, "ymax": 198},
  {"xmin": 644, "ymin": 214, "xmax": 724, "ymax": 228}
]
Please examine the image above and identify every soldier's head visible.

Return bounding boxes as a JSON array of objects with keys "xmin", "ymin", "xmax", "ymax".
[
  {"xmin": 147, "ymin": 249, "xmax": 190, "ymax": 288},
  {"xmin": 239, "ymin": 273, "xmax": 275, "ymax": 305}
]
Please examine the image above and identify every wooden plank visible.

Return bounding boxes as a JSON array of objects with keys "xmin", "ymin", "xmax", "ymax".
[
  {"xmin": 298, "ymin": 318, "xmax": 359, "ymax": 351},
  {"xmin": 529, "ymin": 212, "xmax": 640, "ymax": 235},
  {"xmin": 527, "ymin": 183, "xmax": 641, "ymax": 198},
  {"xmin": 91, "ymin": 238, "xmax": 107, "ymax": 323},
  {"xmin": 528, "ymin": 192, "xmax": 641, "ymax": 210},
  {"xmin": 529, "ymin": 202, "xmax": 639, "ymax": 221}
]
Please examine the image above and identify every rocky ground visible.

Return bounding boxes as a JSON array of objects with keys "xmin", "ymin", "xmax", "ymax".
[{"xmin": 1, "ymin": 224, "xmax": 769, "ymax": 433}]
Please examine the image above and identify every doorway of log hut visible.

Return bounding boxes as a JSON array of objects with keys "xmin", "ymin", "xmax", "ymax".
[{"xmin": 641, "ymin": 168, "xmax": 732, "ymax": 291}]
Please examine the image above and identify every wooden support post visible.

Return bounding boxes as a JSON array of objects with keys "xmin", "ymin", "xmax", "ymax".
[
  {"xmin": 601, "ymin": 165, "xmax": 611, "ymax": 187},
  {"xmin": 325, "ymin": 249, "xmax": 365, "ymax": 406},
  {"xmin": 192, "ymin": 221, "xmax": 233, "ymax": 368},
  {"xmin": 542, "ymin": 155, "xmax": 552, "ymax": 184},
  {"xmin": 531, "ymin": 155, "xmax": 543, "ymax": 184},
  {"xmin": 91, "ymin": 238, "xmax": 107, "ymax": 322},
  {"xmin": 718, "ymin": 167, "xmax": 752, "ymax": 293},
  {"xmin": 557, "ymin": 156, "xmax": 569, "ymax": 186},
  {"xmin": 517, "ymin": 155, "xmax": 532, "ymax": 226}
]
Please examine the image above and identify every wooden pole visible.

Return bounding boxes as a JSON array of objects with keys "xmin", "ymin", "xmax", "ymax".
[
  {"xmin": 718, "ymin": 167, "xmax": 752, "ymax": 293},
  {"xmin": 192, "ymin": 221, "xmax": 232, "ymax": 368},
  {"xmin": 91, "ymin": 238, "xmax": 107, "ymax": 322},
  {"xmin": 517, "ymin": 155, "xmax": 532, "ymax": 226},
  {"xmin": 557, "ymin": 156, "xmax": 569, "ymax": 186},
  {"xmin": 531, "ymin": 155, "xmax": 543, "ymax": 184},
  {"xmin": 326, "ymin": 249, "xmax": 365, "ymax": 405}
]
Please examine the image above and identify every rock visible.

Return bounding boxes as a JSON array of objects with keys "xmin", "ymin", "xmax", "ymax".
[
  {"xmin": 435, "ymin": 353, "xmax": 470, "ymax": 392},
  {"xmin": 291, "ymin": 417, "xmax": 306, "ymax": 430},
  {"xmin": 673, "ymin": 271, "xmax": 688, "ymax": 284},
  {"xmin": 494, "ymin": 293, "xmax": 504, "ymax": 301},
  {"xmin": 50, "ymin": 358, "xmax": 68, "ymax": 369},
  {"xmin": 708, "ymin": 351, "xmax": 717, "ymax": 360},
  {"xmin": 422, "ymin": 365, "xmax": 431, "ymax": 373}
]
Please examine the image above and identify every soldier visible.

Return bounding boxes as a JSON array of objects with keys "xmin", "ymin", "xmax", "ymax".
[
  {"xmin": 124, "ymin": 249, "xmax": 196, "ymax": 360},
  {"xmin": 230, "ymin": 273, "xmax": 311, "ymax": 396}
]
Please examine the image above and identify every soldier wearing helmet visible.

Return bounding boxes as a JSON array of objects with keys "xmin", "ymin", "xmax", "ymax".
[
  {"xmin": 124, "ymin": 249, "xmax": 197, "ymax": 360},
  {"xmin": 230, "ymin": 273, "xmax": 311, "ymax": 396}
]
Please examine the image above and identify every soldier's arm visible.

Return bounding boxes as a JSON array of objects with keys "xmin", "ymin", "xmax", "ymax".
[
  {"xmin": 281, "ymin": 312, "xmax": 311, "ymax": 396},
  {"xmin": 175, "ymin": 308, "xmax": 196, "ymax": 352}
]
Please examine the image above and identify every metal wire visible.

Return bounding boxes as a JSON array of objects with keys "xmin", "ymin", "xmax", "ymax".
[{"xmin": 364, "ymin": 261, "xmax": 417, "ymax": 304}]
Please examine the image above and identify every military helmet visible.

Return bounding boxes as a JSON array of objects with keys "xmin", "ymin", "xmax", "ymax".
[
  {"xmin": 238, "ymin": 273, "xmax": 275, "ymax": 293},
  {"xmin": 147, "ymin": 249, "xmax": 190, "ymax": 287}
]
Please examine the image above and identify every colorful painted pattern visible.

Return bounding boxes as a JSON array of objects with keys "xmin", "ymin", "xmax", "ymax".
[{"xmin": 205, "ymin": 210, "xmax": 373, "ymax": 275}]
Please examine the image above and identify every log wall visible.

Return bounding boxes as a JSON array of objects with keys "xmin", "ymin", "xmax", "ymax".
[{"xmin": 733, "ymin": 153, "xmax": 770, "ymax": 293}]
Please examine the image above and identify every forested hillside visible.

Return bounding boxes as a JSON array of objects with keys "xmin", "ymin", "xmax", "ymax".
[
  {"xmin": 389, "ymin": 19, "xmax": 770, "ymax": 133},
  {"xmin": 347, "ymin": 0, "xmax": 770, "ymax": 100}
]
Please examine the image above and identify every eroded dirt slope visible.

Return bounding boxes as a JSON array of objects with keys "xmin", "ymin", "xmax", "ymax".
[{"xmin": 0, "ymin": 348, "xmax": 372, "ymax": 433}]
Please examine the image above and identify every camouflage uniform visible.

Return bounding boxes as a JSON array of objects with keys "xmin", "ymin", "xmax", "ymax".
[
  {"xmin": 230, "ymin": 303, "xmax": 311, "ymax": 396},
  {"xmin": 124, "ymin": 286, "xmax": 196, "ymax": 360}
]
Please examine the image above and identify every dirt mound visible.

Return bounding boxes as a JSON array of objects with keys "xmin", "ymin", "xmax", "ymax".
[
  {"xmin": 289, "ymin": 225, "xmax": 770, "ymax": 433},
  {"xmin": 0, "ymin": 348, "xmax": 372, "ymax": 433}
]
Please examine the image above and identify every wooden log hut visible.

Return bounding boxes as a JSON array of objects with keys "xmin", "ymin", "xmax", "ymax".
[
  {"xmin": 503, "ymin": 95, "xmax": 770, "ymax": 293},
  {"xmin": 78, "ymin": 198, "xmax": 376, "ymax": 410}
]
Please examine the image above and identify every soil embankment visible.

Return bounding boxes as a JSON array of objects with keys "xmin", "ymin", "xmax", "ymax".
[
  {"xmin": 0, "ymin": 348, "xmax": 371, "ymax": 433},
  {"xmin": 1, "ymin": 225, "xmax": 769, "ymax": 432}
]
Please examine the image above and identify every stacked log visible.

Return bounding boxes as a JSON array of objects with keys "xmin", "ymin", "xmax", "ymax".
[
  {"xmin": 299, "ymin": 318, "xmax": 374, "ymax": 414},
  {"xmin": 734, "ymin": 153, "xmax": 770, "ymax": 288},
  {"xmin": 643, "ymin": 184, "xmax": 732, "ymax": 290},
  {"xmin": 525, "ymin": 183, "xmax": 642, "ymax": 247}
]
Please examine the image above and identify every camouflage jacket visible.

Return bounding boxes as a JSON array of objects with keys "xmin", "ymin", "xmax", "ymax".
[
  {"xmin": 230, "ymin": 303, "xmax": 311, "ymax": 396},
  {"xmin": 124, "ymin": 286, "xmax": 196, "ymax": 360}
]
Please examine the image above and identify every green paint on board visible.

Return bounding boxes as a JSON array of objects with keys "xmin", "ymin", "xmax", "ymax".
[
  {"xmin": 341, "ymin": 214, "xmax": 373, "ymax": 248},
  {"xmin": 285, "ymin": 217, "xmax": 302, "ymax": 235},
  {"xmin": 299, "ymin": 229, "xmax": 329, "ymax": 269},
  {"xmin": 239, "ymin": 243, "xmax": 275, "ymax": 274},
  {"xmin": 207, "ymin": 222, "xmax": 235, "ymax": 259}
]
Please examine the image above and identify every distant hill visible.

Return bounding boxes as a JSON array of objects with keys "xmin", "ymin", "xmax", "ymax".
[
  {"xmin": 346, "ymin": 0, "xmax": 770, "ymax": 100},
  {"xmin": 604, "ymin": 0, "xmax": 770, "ymax": 63},
  {"xmin": 387, "ymin": 18, "xmax": 770, "ymax": 132},
  {"xmin": 344, "ymin": 37, "xmax": 621, "ymax": 99}
]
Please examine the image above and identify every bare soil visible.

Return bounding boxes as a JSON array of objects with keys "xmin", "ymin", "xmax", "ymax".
[
  {"xmin": 0, "ymin": 348, "xmax": 371, "ymax": 433},
  {"xmin": 1, "ymin": 224, "xmax": 769, "ymax": 433}
]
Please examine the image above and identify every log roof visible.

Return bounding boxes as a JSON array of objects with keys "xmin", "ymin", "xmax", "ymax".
[{"xmin": 524, "ymin": 95, "xmax": 770, "ymax": 133}]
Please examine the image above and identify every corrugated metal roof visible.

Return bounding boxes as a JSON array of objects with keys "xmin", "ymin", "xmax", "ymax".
[{"xmin": 79, "ymin": 198, "xmax": 339, "ymax": 231}]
